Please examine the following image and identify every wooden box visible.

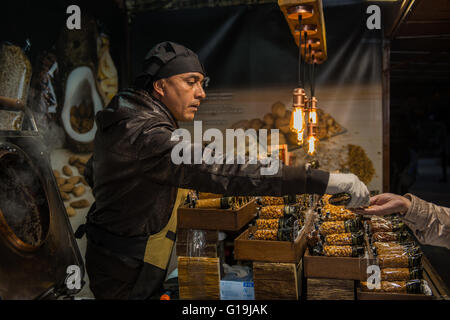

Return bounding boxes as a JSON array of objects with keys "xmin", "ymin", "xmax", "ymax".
[
  {"xmin": 356, "ymin": 286, "xmax": 433, "ymax": 300},
  {"xmin": 253, "ymin": 261, "xmax": 302, "ymax": 300},
  {"xmin": 356, "ymin": 256, "xmax": 449, "ymax": 300},
  {"xmin": 178, "ymin": 256, "xmax": 220, "ymax": 300},
  {"xmin": 303, "ymin": 249, "xmax": 367, "ymax": 280},
  {"xmin": 177, "ymin": 199, "xmax": 257, "ymax": 231},
  {"xmin": 306, "ymin": 279, "xmax": 356, "ymax": 300},
  {"xmin": 234, "ymin": 226, "xmax": 307, "ymax": 263}
]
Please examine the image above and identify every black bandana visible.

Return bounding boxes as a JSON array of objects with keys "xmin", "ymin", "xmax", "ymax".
[{"xmin": 134, "ymin": 41, "xmax": 206, "ymax": 90}]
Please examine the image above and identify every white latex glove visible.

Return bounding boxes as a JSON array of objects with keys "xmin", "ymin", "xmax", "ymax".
[{"xmin": 325, "ymin": 173, "xmax": 370, "ymax": 208}]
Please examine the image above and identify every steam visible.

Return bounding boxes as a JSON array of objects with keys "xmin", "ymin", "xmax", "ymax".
[
  {"xmin": 33, "ymin": 111, "xmax": 66, "ymax": 151},
  {"xmin": 0, "ymin": 152, "xmax": 45, "ymax": 245}
]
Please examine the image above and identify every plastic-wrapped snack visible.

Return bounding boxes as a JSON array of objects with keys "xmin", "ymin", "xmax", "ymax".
[
  {"xmin": 256, "ymin": 218, "xmax": 280, "ymax": 230},
  {"xmin": 321, "ymin": 205, "xmax": 357, "ymax": 221},
  {"xmin": 369, "ymin": 215, "xmax": 402, "ymax": 224},
  {"xmin": 194, "ymin": 197, "xmax": 229, "ymax": 208},
  {"xmin": 372, "ymin": 242, "xmax": 420, "ymax": 256},
  {"xmin": 306, "ymin": 229, "xmax": 322, "ymax": 255},
  {"xmin": 194, "ymin": 196, "xmax": 250, "ymax": 210},
  {"xmin": 186, "ymin": 190, "xmax": 199, "ymax": 207},
  {"xmin": 368, "ymin": 220, "xmax": 405, "ymax": 233},
  {"xmin": 255, "ymin": 214, "xmax": 298, "ymax": 230},
  {"xmin": 258, "ymin": 205, "xmax": 300, "ymax": 219},
  {"xmin": 252, "ymin": 229, "xmax": 278, "ymax": 241},
  {"xmin": 324, "ymin": 231, "xmax": 364, "ymax": 246},
  {"xmin": 258, "ymin": 195, "xmax": 297, "ymax": 206},
  {"xmin": 381, "ymin": 267, "xmax": 423, "ymax": 281},
  {"xmin": 371, "ymin": 231, "xmax": 410, "ymax": 243},
  {"xmin": 198, "ymin": 192, "xmax": 223, "ymax": 199},
  {"xmin": 328, "ymin": 193, "xmax": 351, "ymax": 206},
  {"xmin": 373, "ymin": 241, "xmax": 416, "ymax": 251},
  {"xmin": 251, "ymin": 227, "xmax": 297, "ymax": 241},
  {"xmin": 323, "ymin": 245, "xmax": 365, "ymax": 257},
  {"xmin": 319, "ymin": 219, "xmax": 362, "ymax": 235},
  {"xmin": 361, "ymin": 279, "xmax": 425, "ymax": 294},
  {"xmin": 377, "ymin": 252, "xmax": 422, "ymax": 268}
]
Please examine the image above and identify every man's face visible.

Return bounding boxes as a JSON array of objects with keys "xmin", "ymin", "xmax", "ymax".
[{"xmin": 158, "ymin": 72, "xmax": 206, "ymax": 121}]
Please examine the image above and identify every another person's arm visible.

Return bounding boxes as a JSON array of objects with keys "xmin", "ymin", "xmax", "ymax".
[
  {"xmin": 355, "ymin": 193, "xmax": 450, "ymax": 249},
  {"xmin": 138, "ymin": 125, "xmax": 369, "ymax": 207}
]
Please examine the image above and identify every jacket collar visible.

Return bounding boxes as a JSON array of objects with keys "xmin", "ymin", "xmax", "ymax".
[{"xmin": 135, "ymin": 89, "xmax": 179, "ymax": 129}]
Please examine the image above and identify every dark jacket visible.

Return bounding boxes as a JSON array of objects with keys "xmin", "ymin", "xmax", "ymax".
[{"xmin": 85, "ymin": 88, "xmax": 329, "ymax": 238}]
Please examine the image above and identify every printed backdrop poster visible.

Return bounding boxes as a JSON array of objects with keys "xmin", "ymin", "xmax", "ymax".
[{"xmin": 131, "ymin": 3, "xmax": 383, "ymax": 191}]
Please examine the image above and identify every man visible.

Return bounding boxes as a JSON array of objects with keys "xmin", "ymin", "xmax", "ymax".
[
  {"xmin": 79, "ymin": 41, "xmax": 369, "ymax": 299},
  {"xmin": 355, "ymin": 193, "xmax": 450, "ymax": 249}
]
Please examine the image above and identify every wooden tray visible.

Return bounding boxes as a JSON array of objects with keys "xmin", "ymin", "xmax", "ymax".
[
  {"xmin": 177, "ymin": 199, "xmax": 257, "ymax": 231},
  {"xmin": 356, "ymin": 287, "xmax": 434, "ymax": 300},
  {"xmin": 356, "ymin": 255, "xmax": 449, "ymax": 300},
  {"xmin": 303, "ymin": 249, "xmax": 367, "ymax": 280},
  {"xmin": 234, "ymin": 226, "xmax": 307, "ymax": 263},
  {"xmin": 178, "ymin": 257, "xmax": 220, "ymax": 300},
  {"xmin": 253, "ymin": 261, "xmax": 302, "ymax": 300}
]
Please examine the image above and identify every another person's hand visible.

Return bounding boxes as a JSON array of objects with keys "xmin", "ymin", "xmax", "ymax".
[
  {"xmin": 353, "ymin": 193, "xmax": 411, "ymax": 216},
  {"xmin": 325, "ymin": 173, "xmax": 370, "ymax": 208}
]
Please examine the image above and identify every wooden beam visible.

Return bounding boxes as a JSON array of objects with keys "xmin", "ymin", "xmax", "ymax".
[
  {"xmin": 388, "ymin": 0, "xmax": 417, "ymax": 39},
  {"xmin": 382, "ymin": 39, "xmax": 390, "ymax": 193}
]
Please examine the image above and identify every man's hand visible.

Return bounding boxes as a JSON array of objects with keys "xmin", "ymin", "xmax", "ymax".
[
  {"xmin": 325, "ymin": 173, "xmax": 370, "ymax": 208},
  {"xmin": 353, "ymin": 193, "xmax": 411, "ymax": 216}
]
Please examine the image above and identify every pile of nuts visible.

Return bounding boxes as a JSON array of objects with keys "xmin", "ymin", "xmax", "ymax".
[{"xmin": 53, "ymin": 155, "xmax": 91, "ymax": 217}]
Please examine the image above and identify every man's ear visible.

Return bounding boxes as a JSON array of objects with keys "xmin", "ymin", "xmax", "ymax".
[{"xmin": 153, "ymin": 79, "xmax": 165, "ymax": 97}]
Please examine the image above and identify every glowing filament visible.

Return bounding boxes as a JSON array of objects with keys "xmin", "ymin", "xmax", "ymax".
[
  {"xmin": 297, "ymin": 130, "xmax": 304, "ymax": 144},
  {"xmin": 307, "ymin": 135, "xmax": 316, "ymax": 155},
  {"xmin": 292, "ymin": 107, "xmax": 305, "ymax": 132},
  {"xmin": 309, "ymin": 109, "xmax": 317, "ymax": 124}
]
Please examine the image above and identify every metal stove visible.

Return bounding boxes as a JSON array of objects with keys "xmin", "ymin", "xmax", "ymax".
[{"xmin": 0, "ymin": 47, "xmax": 84, "ymax": 300}]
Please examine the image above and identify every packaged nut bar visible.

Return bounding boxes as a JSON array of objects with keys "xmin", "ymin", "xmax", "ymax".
[
  {"xmin": 194, "ymin": 197, "xmax": 231, "ymax": 208},
  {"xmin": 198, "ymin": 192, "xmax": 223, "ymax": 199},
  {"xmin": 328, "ymin": 193, "xmax": 351, "ymax": 206},
  {"xmin": 371, "ymin": 231, "xmax": 410, "ymax": 243},
  {"xmin": 323, "ymin": 245, "xmax": 364, "ymax": 257},
  {"xmin": 381, "ymin": 267, "xmax": 423, "ymax": 281},
  {"xmin": 373, "ymin": 241, "xmax": 416, "ymax": 251},
  {"xmin": 377, "ymin": 252, "xmax": 422, "ymax": 268},
  {"xmin": 252, "ymin": 229, "xmax": 278, "ymax": 241},
  {"xmin": 251, "ymin": 227, "xmax": 297, "ymax": 241},
  {"xmin": 324, "ymin": 231, "xmax": 365, "ymax": 246},
  {"xmin": 257, "ymin": 195, "xmax": 297, "ymax": 206},
  {"xmin": 372, "ymin": 242, "xmax": 420, "ymax": 256},
  {"xmin": 256, "ymin": 218, "xmax": 280, "ymax": 230},
  {"xmin": 368, "ymin": 220, "xmax": 405, "ymax": 233},
  {"xmin": 306, "ymin": 229, "xmax": 322, "ymax": 254},
  {"xmin": 186, "ymin": 190, "xmax": 199, "ymax": 207},
  {"xmin": 194, "ymin": 196, "xmax": 251, "ymax": 209},
  {"xmin": 258, "ymin": 205, "xmax": 300, "ymax": 219},
  {"xmin": 368, "ymin": 216, "xmax": 402, "ymax": 226},
  {"xmin": 319, "ymin": 219, "xmax": 362, "ymax": 235},
  {"xmin": 361, "ymin": 279, "xmax": 424, "ymax": 294},
  {"xmin": 255, "ymin": 215, "xmax": 298, "ymax": 231},
  {"xmin": 320, "ymin": 205, "xmax": 357, "ymax": 221}
]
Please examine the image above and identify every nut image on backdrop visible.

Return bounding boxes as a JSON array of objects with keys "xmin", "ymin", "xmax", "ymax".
[{"xmin": 170, "ymin": 121, "xmax": 281, "ymax": 176}]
